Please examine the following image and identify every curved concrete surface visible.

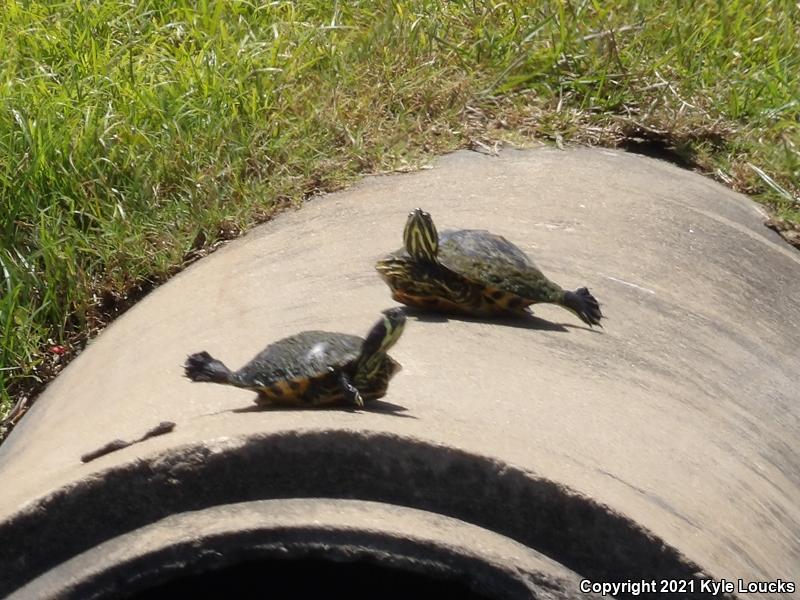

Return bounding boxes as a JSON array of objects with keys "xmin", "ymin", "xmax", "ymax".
[
  {"xmin": 0, "ymin": 148, "xmax": 798, "ymax": 598},
  {"xmin": 10, "ymin": 499, "xmax": 599, "ymax": 600}
]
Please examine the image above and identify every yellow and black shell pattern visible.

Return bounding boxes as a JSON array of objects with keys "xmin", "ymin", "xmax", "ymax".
[{"xmin": 232, "ymin": 331, "xmax": 390, "ymax": 406}]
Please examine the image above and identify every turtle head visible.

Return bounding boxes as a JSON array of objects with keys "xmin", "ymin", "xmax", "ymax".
[
  {"xmin": 356, "ymin": 308, "xmax": 406, "ymax": 386},
  {"xmin": 365, "ymin": 307, "xmax": 406, "ymax": 355},
  {"xmin": 403, "ymin": 208, "xmax": 439, "ymax": 263}
]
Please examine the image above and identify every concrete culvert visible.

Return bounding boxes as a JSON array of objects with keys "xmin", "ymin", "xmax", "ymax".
[
  {"xmin": 8, "ymin": 498, "xmax": 599, "ymax": 600},
  {"xmin": 1, "ymin": 148, "xmax": 798, "ymax": 599}
]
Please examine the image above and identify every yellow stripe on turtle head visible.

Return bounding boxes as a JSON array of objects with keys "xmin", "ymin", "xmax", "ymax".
[
  {"xmin": 403, "ymin": 208, "xmax": 439, "ymax": 263},
  {"xmin": 357, "ymin": 308, "xmax": 407, "ymax": 381}
]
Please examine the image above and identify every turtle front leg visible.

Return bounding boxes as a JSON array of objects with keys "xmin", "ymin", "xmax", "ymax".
[{"xmin": 336, "ymin": 370, "xmax": 364, "ymax": 409}]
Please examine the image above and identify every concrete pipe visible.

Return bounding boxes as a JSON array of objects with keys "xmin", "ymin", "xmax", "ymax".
[{"xmin": 0, "ymin": 148, "xmax": 798, "ymax": 599}]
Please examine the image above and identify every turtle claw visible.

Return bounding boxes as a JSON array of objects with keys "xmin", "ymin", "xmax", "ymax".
[
  {"xmin": 563, "ymin": 287, "xmax": 603, "ymax": 327},
  {"xmin": 337, "ymin": 371, "xmax": 364, "ymax": 409}
]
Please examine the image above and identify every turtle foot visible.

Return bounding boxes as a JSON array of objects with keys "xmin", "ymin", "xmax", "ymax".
[{"xmin": 563, "ymin": 287, "xmax": 603, "ymax": 327}]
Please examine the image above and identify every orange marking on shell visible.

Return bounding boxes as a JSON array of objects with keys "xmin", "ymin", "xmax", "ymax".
[{"xmin": 257, "ymin": 378, "xmax": 310, "ymax": 405}]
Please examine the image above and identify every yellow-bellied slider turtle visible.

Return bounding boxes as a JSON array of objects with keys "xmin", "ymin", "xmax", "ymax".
[
  {"xmin": 184, "ymin": 308, "xmax": 406, "ymax": 408},
  {"xmin": 376, "ymin": 209, "xmax": 603, "ymax": 326}
]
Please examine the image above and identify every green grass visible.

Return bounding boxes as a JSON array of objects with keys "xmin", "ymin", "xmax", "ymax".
[{"xmin": 1, "ymin": 0, "xmax": 798, "ymax": 425}]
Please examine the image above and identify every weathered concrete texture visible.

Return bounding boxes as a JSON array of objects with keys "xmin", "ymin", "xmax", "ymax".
[
  {"xmin": 10, "ymin": 498, "xmax": 601, "ymax": 600},
  {"xmin": 0, "ymin": 431, "xmax": 706, "ymax": 598},
  {"xmin": 0, "ymin": 148, "xmax": 798, "ymax": 597}
]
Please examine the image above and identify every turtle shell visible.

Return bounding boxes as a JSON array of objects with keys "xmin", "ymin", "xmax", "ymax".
[
  {"xmin": 437, "ymin": 229, "xmax": 551, "ymax": 299},
  {"xmin": 234, "ymin": 331, "xmax": 364, "ymax": 405},
  {"xmin": 440, "ymin": 229, "xmax": 535, "ymax": 269}
]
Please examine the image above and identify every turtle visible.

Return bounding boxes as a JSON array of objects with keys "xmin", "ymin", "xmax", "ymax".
[
  {"xmin": 184, "ymin": 308, "xmax": 406, "ymax": 408},
  {"xmin": 375, "ymin": 209, "xmax": 603, "ymax": 326}
]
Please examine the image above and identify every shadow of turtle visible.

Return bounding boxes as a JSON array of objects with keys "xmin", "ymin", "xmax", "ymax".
[
  {"xmin": 401, "ymin": 306, "xmax": 600, "ymax": 333},
  {"xmin": 228, "ymin": 398, "xmax": 417, "ymax": 419}
]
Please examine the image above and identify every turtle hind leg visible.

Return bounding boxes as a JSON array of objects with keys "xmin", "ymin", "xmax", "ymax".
[
  {"xmin": 562, "ymin": 287, "xmax": 603, "ymax": 327},
  {"xmin": 184, "ymin": 352, "xmax": 235, "ymax": 384}
]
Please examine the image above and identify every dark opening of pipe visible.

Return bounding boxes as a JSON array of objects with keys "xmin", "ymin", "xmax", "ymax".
[{"xmin": 128, "ymin": 558, "xmax": 493, "ymax": 600}]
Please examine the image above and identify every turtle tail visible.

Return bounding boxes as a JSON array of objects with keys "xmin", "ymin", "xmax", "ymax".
[
  {"xmin": 184, "ymin": 351, "xmax": 235, "ymax": 384},
  {"xmin": 562, "ymin": 287, "xmax": 603, "ymax": 327}
]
